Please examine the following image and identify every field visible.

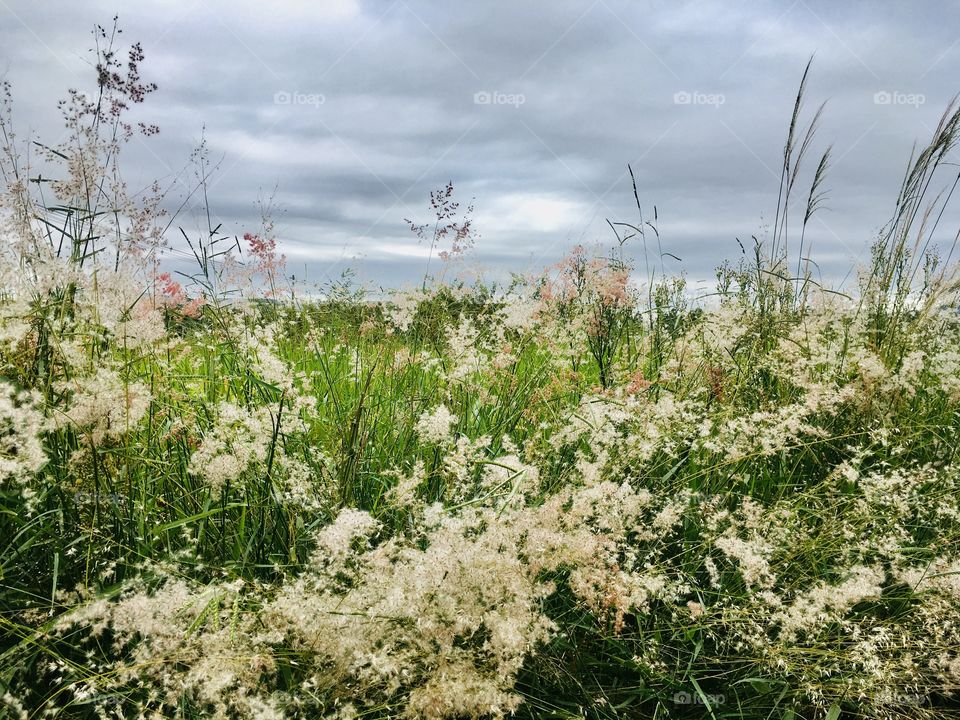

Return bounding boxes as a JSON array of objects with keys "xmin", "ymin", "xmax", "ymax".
[{"xmin": 2, "ymin": 27, "xmax": 960, "ymax": 720}]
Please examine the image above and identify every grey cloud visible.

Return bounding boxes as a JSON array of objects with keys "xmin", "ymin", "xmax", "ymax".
[{"xmin": 3, "ymin": 0, "xmax": 960, "ymax": 290}]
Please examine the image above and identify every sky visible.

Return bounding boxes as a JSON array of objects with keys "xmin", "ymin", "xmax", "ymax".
[{"xmin": 2, "ymin": 0, "xmax": 960, "ymax": 293}]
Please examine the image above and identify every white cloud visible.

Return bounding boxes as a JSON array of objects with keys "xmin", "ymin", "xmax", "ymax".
[{"xmin": 480, "ymin": 193, "xmax": 590, "ymax": 235}]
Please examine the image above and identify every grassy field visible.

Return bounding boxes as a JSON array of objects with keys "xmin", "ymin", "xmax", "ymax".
[{"xmin": 2, "ymin": 27, "xmax": 960, "ymax": 720}]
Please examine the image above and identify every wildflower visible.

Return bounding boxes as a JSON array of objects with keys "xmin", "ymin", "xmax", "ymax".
[
  {"xmin": 156, "ymin": 272, "xmax": 204, "ymax": 318},
  {"xmin": 416, "ymin": 404, "xmax": 457, "ymax": 444},
  {"xmin": 187, "ymin": 402, "xmax": 273, "ymax": 495},
  {"xmin": 714, "ymin": 535, "xmax": 775, "ymax": 590},
  {"xmin": 626, "ymin": 369, "xmax": 652, "ymax": 395},
  {"xmin": 775, "ymin": 565, "xmax": 886, "ymax": 641},
  {"xmin": 244, "ymin": 232, "xmax": 286, "ymax": 297},
  {"xmin": 386, "ymin": 460, "xmax": 426, "ymax": 509},
  {"xmin": 58, "ymin": 369, "xmax": 151, "ymax": 444},
  {"xmin": 0, "ymin": 383, "xmax": 47, "ymax": 488}
]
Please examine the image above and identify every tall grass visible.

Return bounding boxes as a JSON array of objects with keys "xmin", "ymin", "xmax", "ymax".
[{"xmin": 1, "ymin": 27, "xmax": 959, "ymax": 720}]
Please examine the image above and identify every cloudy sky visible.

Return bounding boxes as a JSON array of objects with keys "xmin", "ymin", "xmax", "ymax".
[{"xmin": 2, "ymin": 0, "xmax": 959, "ymax": 292}]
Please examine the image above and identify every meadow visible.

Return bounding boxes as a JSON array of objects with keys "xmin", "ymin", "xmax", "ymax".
[{"xmin": 1, "ymin": 27, "xmax": 960, "ymax": 720}]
